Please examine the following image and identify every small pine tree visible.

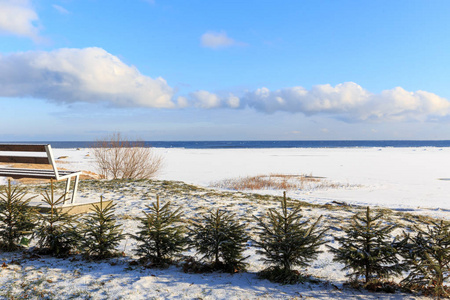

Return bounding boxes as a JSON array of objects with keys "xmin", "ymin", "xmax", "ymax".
[
  {"xmin": 34, "ymin": 180, "xmax": 79, "ymax": 257},
  {"xmin": 329, "ymin": 206, "xmax": 404, "ymax": 285},
  {"xmin": 80, "ymin": 196, "xmax": 124, "ymax": 260},
  {"xmin": 132, "ymin": 195, "xmax": 186, "ymax": 266},
  {"xmin": 189, "ymin": 208, "xmax": 249, "ymax": 272},
  {"xmin": 401, "ymin": 220, "xmax": 450, "ymax": 299},
  {"xmin": 0, "ymin": 180, "xmax": 37, "ymax": 251},
  {"xmin": 253, "ymin": 192, "xmax": 326, "ymax": 283}
]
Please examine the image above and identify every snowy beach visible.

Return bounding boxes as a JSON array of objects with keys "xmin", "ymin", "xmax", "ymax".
[
  {"xmin": 61, "ymin": 146, "xmax": 450, "ymax": 214},
  {"xmin": 1, "ymin": 146, "xmax": 449, "ymax": 299}
]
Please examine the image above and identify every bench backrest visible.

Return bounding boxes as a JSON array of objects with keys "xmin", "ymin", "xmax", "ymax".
[{"xmin": 0, "ymin": 144, "xmax": 59, "ymax": 175}]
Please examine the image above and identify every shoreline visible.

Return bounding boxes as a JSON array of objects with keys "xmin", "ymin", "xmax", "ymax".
[{"xmin": 4, "ymin": 139, "xmax": 450, "ymax": 150}]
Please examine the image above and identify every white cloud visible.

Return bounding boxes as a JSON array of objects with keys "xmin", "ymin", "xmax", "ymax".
[
  {"xmin": 2, "ymin": 48, "xmax": 447, "ymax": 122},
  {"xmin": 190, "ymin": 90, "xmax": 221, "ymax": 108},
  {"xmin": 227, "ymin": 94, "xmax": 240, "ymax": 108},
  {"xmin": 0, "ymin": 0, "xmax": 41, "ymax": 41},
  {"xmin": 0, "ymin": 47, "xmax": 176, "ymax": 108},
  {"xmin": 240, "ymin": 82, "xmax": 450, "ymax": 122},
  {"xmin": 187, "ymin": 91, "xmax": 241, "ymax": 109},
  {"xmin": 52, "ymin": 4, "xmax": 69, "ymax": 14},
  {"xmin": 176, "ymin": 96, "xmax": 189, "ymax": 108},
  {"xmin": 200, "ymin": 31, "xmax": 241, "ymax": 49},
  {"xmin": 182, "ymin": 82, "xmax": 450, "ymax": 122}
]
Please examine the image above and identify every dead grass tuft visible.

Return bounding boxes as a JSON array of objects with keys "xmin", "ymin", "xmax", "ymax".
[{"xmin": 212, "ymin": 173, "xmax": 358, "ymax": 191}]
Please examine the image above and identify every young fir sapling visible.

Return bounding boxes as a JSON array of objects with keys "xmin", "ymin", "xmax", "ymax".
[
  {"xmin": 328, "ymin": 206, "xmax": 405, "ymax": 287},
  {"xmin": 0, "ymin": 180, "xmax": 37, "ymax": 251},
  {"xmin": 401, "ymin": 219, "xmax": 450, "ymax": 299},
  {"xmin": 34, "ymin": 180, "xmax": 79, "ymax": 257},
  {"xmin": 80, "ymin": 196, "xmax": 124, "ymax": 260},
  {"xmin": 189, "ymin": 208, "xmax": 249, "ymax": 272},
  {"xmin": 133, "ymin": 195, "xmax": 186, "ymax": 266},
  {"xmin": 253, "ymin": 192, "xmax": 326, "ymax": 284}
]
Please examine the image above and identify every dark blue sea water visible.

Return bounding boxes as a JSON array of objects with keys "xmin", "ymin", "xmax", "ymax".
[{"xmin": 5, "ymin": 140, "xmax": 450, "ymax": 149}]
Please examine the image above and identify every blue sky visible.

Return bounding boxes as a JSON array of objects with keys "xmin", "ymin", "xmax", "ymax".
[{"xmin": 1, "ymin": 0, "xmax": 450, "ymax": 141}]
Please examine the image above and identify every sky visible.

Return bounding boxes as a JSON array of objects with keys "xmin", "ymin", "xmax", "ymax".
[{"xmin": 1, "ymin": 0, "xmax": 450, "ymax": 141}]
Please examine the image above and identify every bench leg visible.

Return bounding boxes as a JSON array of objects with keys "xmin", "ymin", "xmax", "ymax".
[
  {"xmin": 71, "ymin": 175, "xmax": 80, "ymax": 204},
  {"xmin": 63, "ymin": 177, "xmax": 71, "ymax": 205}
]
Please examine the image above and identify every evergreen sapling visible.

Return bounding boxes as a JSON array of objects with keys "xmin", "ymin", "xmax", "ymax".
[
  {"xmin": 0, "ymin": 180, "xmax": 37, "ymax": 251},
  {"xmin": 81, "ymin": 196, "xmax": 124, "ymax": 260},
  {"xmin": 133, "ymin": 195, "xmax": 186, "ymax": 267},
  {"xmin": 34, "ymin": 180, "xmax": 79, "ymax": 257},
  {"xmin": 401, "ymin": 219, "xmax": 450, "ymax": 298},
  {"xmin": 253, "ymin": 192, "xmax": 326, "ymax": 284},
  {"xmin": 189, "ymin": 208, "xmax": 249, "ymax": 272},
  {"xmin": 328, "ymin": 206, "xmax": 404, "ymax": 287}
]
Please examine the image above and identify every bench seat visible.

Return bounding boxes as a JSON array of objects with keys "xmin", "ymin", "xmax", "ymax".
[
  {"xmin": 0, "ymin": 167, "xmax": 81, "ymax": 180},
  {"xmin": 0, "ymin": 144, "xmax": 82, "ymax": 204}
]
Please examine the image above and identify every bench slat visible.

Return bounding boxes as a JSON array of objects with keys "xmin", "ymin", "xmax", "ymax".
[
  {"xmin": 0, "ymin": 174, "xmax": 56, "ymax": 179},
  {"xmin": 0, "ymin": 168, "xmax": 80, "ymax": 179},
  {"xmin": 0, "ymin": 168, "xmax": 54, "ymax": 173},
  {"xmin": 0, "ymin": 155, "xmax": 49, "ymax": 164},
  {"xmin": 0, "ymin": 144, "xmax": 47, "ymax": 152},
  {"xmin": 0, "ymin": 167, "xmax": 78, "ymax": 175}
]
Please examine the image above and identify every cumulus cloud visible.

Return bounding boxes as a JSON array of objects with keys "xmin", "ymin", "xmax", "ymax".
[
  {"xmin": 0, "ymin": 0, "xmax": 41, "ymax": 41},
  {"xmin": 201, "ymin": 31, "xmax": 241, "ymax": 49},
  {"xmin": 0, "ymin": 47, "xmax": 175, "ymax": 108},
  {"xmin": 176, "ymin": 96, "xmax": 189, "ymax": 108},
  {"xmin": 240, "ymin": 82, "xmax": 450, "ymax": 122},
  {"xmin": 190, "ymin": 90, "xmax": 221, "ymax": 108},
  {"xmin": 186, "ymin": 82, "xmax": 450, "ymax": 122},
  {"xmin": 241, "ymin": 82, "xmax": 368, "ymax": 115},
  {"xmin": 188, "ymin": 91, "xmax": 240, "ymax": 109},
  {"xmin": 1, "ymin": 46, "xmax": 447, "ymax": 121},
  {"xmin": 227, "ymin": 95, "xmax": 240, "ymax": 108}
]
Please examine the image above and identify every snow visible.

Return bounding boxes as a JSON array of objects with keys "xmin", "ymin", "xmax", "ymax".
[
  {"xmin": 63, "ymin": 147, "xmax": 450, "ymax": 213},
  {"xmin": 1, "ymin": 146, "xmax": 447, "ymax": 299}
]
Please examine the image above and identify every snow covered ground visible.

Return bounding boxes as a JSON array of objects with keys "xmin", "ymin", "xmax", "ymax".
[
  {"xmin": 1, "ymin": 146, "xmax": 449, "ymax": 299},
  {"xmin": 62, "ymin": 146, "xmax": 450, "ymax": 217}
]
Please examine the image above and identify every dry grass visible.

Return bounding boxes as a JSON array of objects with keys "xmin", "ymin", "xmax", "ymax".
[{"xmin": 212, "ymin": 173, "xmax": 357, "ymax": 191}]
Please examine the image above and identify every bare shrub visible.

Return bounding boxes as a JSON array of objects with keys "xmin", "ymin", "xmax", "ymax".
[{"xmin": 91, "ymin": 132, "xmax": 163, "ymax": 180}]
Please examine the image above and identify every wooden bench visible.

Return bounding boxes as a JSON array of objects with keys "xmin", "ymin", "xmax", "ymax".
[{"xmin": 0, "ymin": 144, "xmax": 81, "ymax": 204}]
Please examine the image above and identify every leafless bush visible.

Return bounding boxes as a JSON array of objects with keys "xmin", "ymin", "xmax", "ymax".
[{"xmin": 91, "ymin": 133, "xmax": 163, "ymax": 180}]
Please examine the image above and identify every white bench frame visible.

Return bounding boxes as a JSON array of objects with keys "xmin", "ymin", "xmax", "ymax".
[{"xmin": 0, "ymin": 144, "xmax": 81, "ymax": 204}]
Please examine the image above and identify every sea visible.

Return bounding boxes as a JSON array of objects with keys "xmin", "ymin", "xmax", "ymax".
[{"xmin": 6, "ymin": 140, "xmax": 450, "ymax": 149}]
